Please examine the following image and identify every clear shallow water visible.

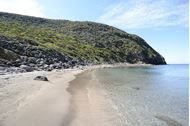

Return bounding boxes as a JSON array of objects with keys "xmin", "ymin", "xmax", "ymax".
[{"xmin": 95, "ymin": 65, "xmax": 189, "ymax": 126}]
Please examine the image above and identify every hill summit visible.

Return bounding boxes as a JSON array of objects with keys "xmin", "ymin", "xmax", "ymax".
[{"xmin": 0, "ymin": 12, "xmax": 166, "ymax": 71}]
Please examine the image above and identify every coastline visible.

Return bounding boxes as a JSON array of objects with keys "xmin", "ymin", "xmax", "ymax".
[{"xmin": 0, "ymin": 63, "xmax": 152, "ymax": 126}]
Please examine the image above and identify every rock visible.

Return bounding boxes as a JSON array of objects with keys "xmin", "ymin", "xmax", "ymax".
[
  {"xmin": 39, "ymin": 60, "xmax": 44, "ymax": 65},
  {"xmin": 6, "ymin": 61, "xmax": 12, "ymax": 66},
  {"xmin": 20, "ymin": 65, "xmax": 34, "ymax": 72},
  {"xmin": 4, "ymin": 67, "xmax": 26, "ymax": 74},
  {"xmin": 49, "ymin": 64, "xmax": 55, "ymax": 70},
  {"xmin": 14, "ymin": 67, "xmax": 26, "ymax": 73},
  {"xmin": 43, "ymin": 64, "xmax": 49, "ymax": 69},
  {"xmin": 15, "ymin": 59, "xmax": 21, "ymax": 63},
  {"xmin": 94, "ymin": 42, "xmax": 105, "ymax": 48},
  {"xmin": 0, "ymin": 66, "xmax": 6, "ymax": 71},
  {"xmin": 28, "ymin": 63, "xmax": 35, "ymax": 67},
  {"xmin": 36, "ymin": 58, "xmax": 41, "ymax": 63},
  {"xmin": 63, "ymin": 63, "xmax": 70, "ymax": 68},
  {"xmin": 28, "ymin": 57, "xmax": 36, "ymax": 64},
  {"xmin": 34, "ymin": 76, "xmax": 49, "ymax": 81},
  {"xmin": 53, "ymin": 63, "xmax": 62, "ymax": 69}
]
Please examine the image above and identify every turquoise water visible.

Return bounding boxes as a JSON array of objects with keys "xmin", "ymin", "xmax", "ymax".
[{"xmin": 95, "ymin": 65, "xmax": 189, "ymax": 126}]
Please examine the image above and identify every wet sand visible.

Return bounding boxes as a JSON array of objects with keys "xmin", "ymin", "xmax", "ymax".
[{"xmin": 66, "ymin": 70, "xmax": 117, "ymax": 126}]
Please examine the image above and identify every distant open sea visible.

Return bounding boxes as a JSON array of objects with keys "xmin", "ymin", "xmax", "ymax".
[{"xmin": 93, "ymin": 64, "xmax": 188, "ymax": 126}]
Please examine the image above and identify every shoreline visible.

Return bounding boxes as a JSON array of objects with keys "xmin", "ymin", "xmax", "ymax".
[
  {"xmin": 0, "ymin": 63, "xmax": 152, "ymax": 126},
  {"xmin": 66, "ymin": 70, "xmax": 118, "ymax": 126}
]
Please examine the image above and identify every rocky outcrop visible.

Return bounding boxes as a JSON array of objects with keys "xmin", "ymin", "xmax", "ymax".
[{"xmin": 0, "ymin": 35, "xmax": 83, "ymax": 71}]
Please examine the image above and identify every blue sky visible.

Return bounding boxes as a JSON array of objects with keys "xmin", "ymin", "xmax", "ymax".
[{"xmin": 0, "ymin": 0, "xmax": 188, "ymax": 64}]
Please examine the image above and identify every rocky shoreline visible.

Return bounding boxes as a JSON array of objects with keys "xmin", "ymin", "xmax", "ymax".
[
  {"xmin": 0, "ymin": 35, "xmax": 149, "ymax": 75},
  {"xmin": 0, "ymin": 35, "xmax": 87, "ymax": 74},
  {"xmin": 0, "ymin": 61, "xmax": 152, "ymax": 75}
]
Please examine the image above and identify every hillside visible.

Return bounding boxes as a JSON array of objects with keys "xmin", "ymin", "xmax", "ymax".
[{"xmin": 0, "ymin": 12, "xmax": 166, "ymax": 71}]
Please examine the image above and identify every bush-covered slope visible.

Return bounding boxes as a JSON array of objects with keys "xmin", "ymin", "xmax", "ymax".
[{"xmin": 0, "ymin": 12, "xmax": 166, "ymax": 69}]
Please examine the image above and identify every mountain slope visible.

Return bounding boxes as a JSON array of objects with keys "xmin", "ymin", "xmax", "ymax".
[{"xmin": 0, "ymin": 12, "xmax": 166, "ymax": 70}]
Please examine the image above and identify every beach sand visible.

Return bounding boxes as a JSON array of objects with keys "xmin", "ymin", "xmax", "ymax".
[
  {"xmin": 0, "ymin": 63, "xmax": 139, "ymax": 126},
  {"xmin": 0, "ymin": 69, "xmax": 83, "ymax": 126},
  {"xmin": 0, "ymin": 65, "xmax": 118, "ymax": 126},
  {"xmin": 66, "ymin": 70, "xmax": 117, "ymax": 126}
]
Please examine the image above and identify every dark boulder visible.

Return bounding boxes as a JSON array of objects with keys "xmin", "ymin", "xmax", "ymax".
[{"xmin": 34, "ymin": 76, "xmax": 49, "ymax": 81}]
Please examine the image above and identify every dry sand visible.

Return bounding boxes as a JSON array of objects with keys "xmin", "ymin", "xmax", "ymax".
[{"xmin": 0, "ymin": 69, "xmax": 83, "ymax": 126}]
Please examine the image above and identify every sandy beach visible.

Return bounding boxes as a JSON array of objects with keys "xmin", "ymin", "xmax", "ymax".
[
  {"xmin": 0, "ymin": 64, "xmax": 121, "ymax": 126},
  {"xmin": 1, "ymin": 63, "xmax": 186, "ymax": 126},
  {"xmin": 0, "ymin": 68, "xmax": 83, "ymax": 126},
  {"xmin": 0, "ymin": 63, "xmax": 152, "ymax": 126}
]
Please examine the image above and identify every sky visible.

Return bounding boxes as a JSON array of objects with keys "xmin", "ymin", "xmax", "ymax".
[{"xmin": 0, "ymin": 0, "xmax": 188, "ymax": 64}]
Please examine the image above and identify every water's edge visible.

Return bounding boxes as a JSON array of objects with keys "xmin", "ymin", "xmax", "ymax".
[{"xmin": 66, "ymin": 65, "xmax": 188, "ymax": 126}]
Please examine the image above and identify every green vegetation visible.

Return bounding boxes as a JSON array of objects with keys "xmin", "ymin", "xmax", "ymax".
[{"xmin": 0, "ymin": 12, "xmax": 166, "ymax": 65}]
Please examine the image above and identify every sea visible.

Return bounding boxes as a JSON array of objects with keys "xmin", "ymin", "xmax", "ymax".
[{"xmin": 92, "ymin": 64, "xmax": 189, "ymax": 126}]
